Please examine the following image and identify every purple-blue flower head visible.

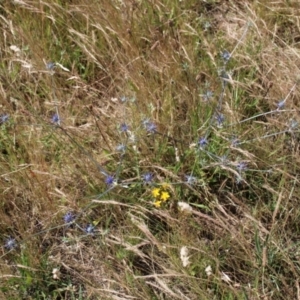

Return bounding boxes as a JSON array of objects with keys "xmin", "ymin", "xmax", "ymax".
[
  {"xmin": 51, "ymin": 113, "xmax": 60, "ymax": 125},
  {"xmin": 0, "ymin": 114, "xmax": 9, "ymax": 124},
  {"xmin": 289, "ymin": 119, "xmax": 298, "ymax": 131},
  {"xmin": 221, "ymin": 50, "xmax": 231, "ymax": 62},
  {"xmin": 198, "ymin": 137, "xmax": 208, "ymax": 149},
  {"xmin": 120, "ymin": 123, "xmax": 129, "ymax": 132},
  {"xmin": 143, "ymin": 119, "xmax": 157, "ymax": 133},
  {"xmin": 85, "ymin": 224, "xmax": 95, "ymax": 235},
  {"xmin": 63, "ymin": 212, "xmax": 75, "ymax": 224},
  {"xmin": 185, "ymin": 175, "xmax": 197, "ymax": 185},
  {"xmin": 46, "ymin": 62, "xmax": 56, "ymax": 70},
  {"xmin": 237, "ymin": 162, "xmax": 247, "ymax": 173},
  {"xmin": 120, "ymin": 96, "xmax": 128, "ymax": 103},
  {"xmin": 105, "ymin": 175, "xmax": 115, "ymax": 186},
  {"xmin": 142, "ymin": 172, "xmax": 154, "ymax": 184},
  {"xmin": 231, "ymin": 137, "xmax": 240, "ymax": 147},
  {"xmin": 215, "ymin": 113, "xmax": 225, "ymax": 127},
  {"xmin": 220, "ymin": 70, "xmax": 230, "ymax": 82},
  {"xmin": 116, "ymin": 144, "xmax": 126, "ymax": 152},
  {"xmin": 203, "ymin": 90, "xmax": 213, "ymax": 102},
  {"xmin": 5, "ymin": 237, "xmax": 17, "ymax": 250}
]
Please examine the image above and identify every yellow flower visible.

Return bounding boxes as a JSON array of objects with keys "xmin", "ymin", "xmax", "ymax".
[
  {"xmin": 154, "ymin": 200, "xmax": 162, "ymax": 208},
  {"xmin": 152, "ymin": 188, "xmax": 161, "ymax": 198},
  {"xmin": 160, "ymin": 191, "xmax": 170, "ymax": 202}
]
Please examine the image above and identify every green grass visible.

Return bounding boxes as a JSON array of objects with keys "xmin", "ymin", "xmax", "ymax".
[{"xmin": 1, "ymin": 0, "xmax": 300, "ymax": 299}]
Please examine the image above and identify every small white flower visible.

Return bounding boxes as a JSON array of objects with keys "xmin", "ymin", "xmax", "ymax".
[
  {"xmin": 178, "ymin": 202, "xmax": 193, "ymax": 213},
  {"xmin": 52, "ymin": 268, "xmax": 60, "ymax": 280},
  {"xmin": 175, "ymin": 147, "xmax": 180, "ymax": 162},
  {"xmin": 180, "ymin": 246, "xmax": 190, "ymax": 267},
  {"xmin": 10, "ymin": 45, "xmax": 21, "ymax": 53},
  {"xmin": 21, "ymin": 61, "xmax": 32, "ymax": 69},
  {"xmin": 205, "ymin": 265, "xmax": 212, "ymax": 277}
]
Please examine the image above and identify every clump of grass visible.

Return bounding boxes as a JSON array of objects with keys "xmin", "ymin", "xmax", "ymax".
[{"xmin": 0, "ymin": 0, "xmax": 300, "ymax": 299}]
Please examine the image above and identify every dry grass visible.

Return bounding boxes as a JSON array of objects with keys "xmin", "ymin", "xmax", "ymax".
[{"xmin": 0, "ymin": 0, "xmax": 300, "ymax": 299}]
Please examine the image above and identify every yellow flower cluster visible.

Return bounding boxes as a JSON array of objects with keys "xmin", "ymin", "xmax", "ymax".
[{"xmin": 151, "ymin": 185, "xmax": 170, "ymax": 208}]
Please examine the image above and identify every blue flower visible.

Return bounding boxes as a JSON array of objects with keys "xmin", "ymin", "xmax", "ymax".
[
  {"xmin": 198, "ymin": 137, "xmax": 208, "ymax": 149},
  {"xmin": 142, "ymin": 172, "xmax": 153, "ymax": 184},
  {"xmin": 231, "ymin": 137, "xmax": 240, "ymax": 147},
  {"xmin": 46, "ymin": 62, "xmax": 56, "ymax": 70},
  {"xmin": 120, "ymin": 96, "xmax": 128, "ymax": 103},
  {"xmin": 221, "ymin": 50, "xmax": 231, "ymax": 62},
  {"xmin": 85, "ymin": 224, "xmax": 95, "ymax": 235},
  {"xmin": 215, "ymin": 113, "xmax": 225, "ymax": 127},
  {"xmin": 0, "ymin": 114, "xmax": 9, "ymax": 124},
  {"xmin": 236, "ymin": 162, "xmax": 247, "ymax": 173},
  {"xmin": 5, "ymin": 237, "xmax": 17, "ymax": 250},
  {"xmin": 289, "ymin": 119, "xmax": 298, "ymax": 131},
  {"xmin": 116, "ymin": 144, "xmax": 126, "ymax": 152},
  {"xmin": 220, "ymin": 70, "xmax": 230, "ymax": 82},
  {"xmin": 185, "ymin": 175, "xmax": 197, "ymax": 185},
  {"xmin": 203, "ymin": 90, "xmax": 213, "ymax": 102},
  {"xmin": 120, "ymin": 123, "xmax": 129, "ymax": 132},
  {"xmin": 63, "ymin": 212, "xmax": 75, "ymax": 224},
  {"xmin": 105, "ymin": 175, "xmax": 115, "ymax": 186},
  {"xmin": 277, "ymin": 99, "xmax": 285, "ymax": 109},
  {"xmin": 143, "ymin": 119, "xmax": 157, "ymax": 133},
  {"xmin": 51, "ymin": 113, "xmax": 60, "ymax": 125}
]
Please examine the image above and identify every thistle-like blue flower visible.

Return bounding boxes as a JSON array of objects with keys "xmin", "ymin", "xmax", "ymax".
[
  {"xmin": 215, "ymin": 113, "xmax": 225, "ymax": 127},
  {"xmin": 185, "ymin": 175, "xmax": 197, "ymax": 185},
  {"xmin": 221, "ymin": 50, "xmax": 231, "ymax": 62},
  {"xmin": 0, "ymin": 114, "xmax": 9, "ymax": 124},
  {"xmin": 203, "ymin": 90, "xmax": 213, "ymax": 102},
  {"xmin": 236, "ymin": 162, "xmax": 247, "ymax": 173},
  {"xmin": 51, "ymin": 113, "xmax": 60, "ymax": 125},
  {"xmin": 289, "ymin": 119, "xmax": 298, "ymax": 131},
  {"xmin": 120, "ymin": 96, "xmax": 128, "ymax": 103},
  {"xmin": 85, "ymin": 224, "xmax": 95, "ymax": 235},
  {"xmin": 63, "ymin": 212, "xmax": 75, "ymax": 224},
  {"xmin": 46, "ymin": 62, "xmax": 56, "ymax": 70},
  {"xmin": 120, "ymin": 123, "xmax": 129, "ymax": 132},
  {"xmin": 5, "ymin": 237, "xmax": 17, "ymax": 250},
  {"xmin": 198, "ymin": 137, "xmax": 208, "ymax": 149},
  {"xmin": 116, "ymin": 144, "xmax": 126, "ymax": 152},
  {"xmin": 105, "ymin": 175, "xmax": 115, "ymax": 186},
  {"xmin": 231, "ymin": 137, "xmax": 240, "ymax": 147},
  {"xmin": 142, "ymin": 172, "xmax": 154, "ymax": 184},
  {"xmin": 143, "ymin": 119, "xmax": 157, "ymax": 133}
]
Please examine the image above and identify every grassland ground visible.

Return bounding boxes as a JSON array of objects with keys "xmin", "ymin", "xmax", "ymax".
[{"xmin": 1, "ymin": 0, "xmax": 300, "ymax": 299}]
